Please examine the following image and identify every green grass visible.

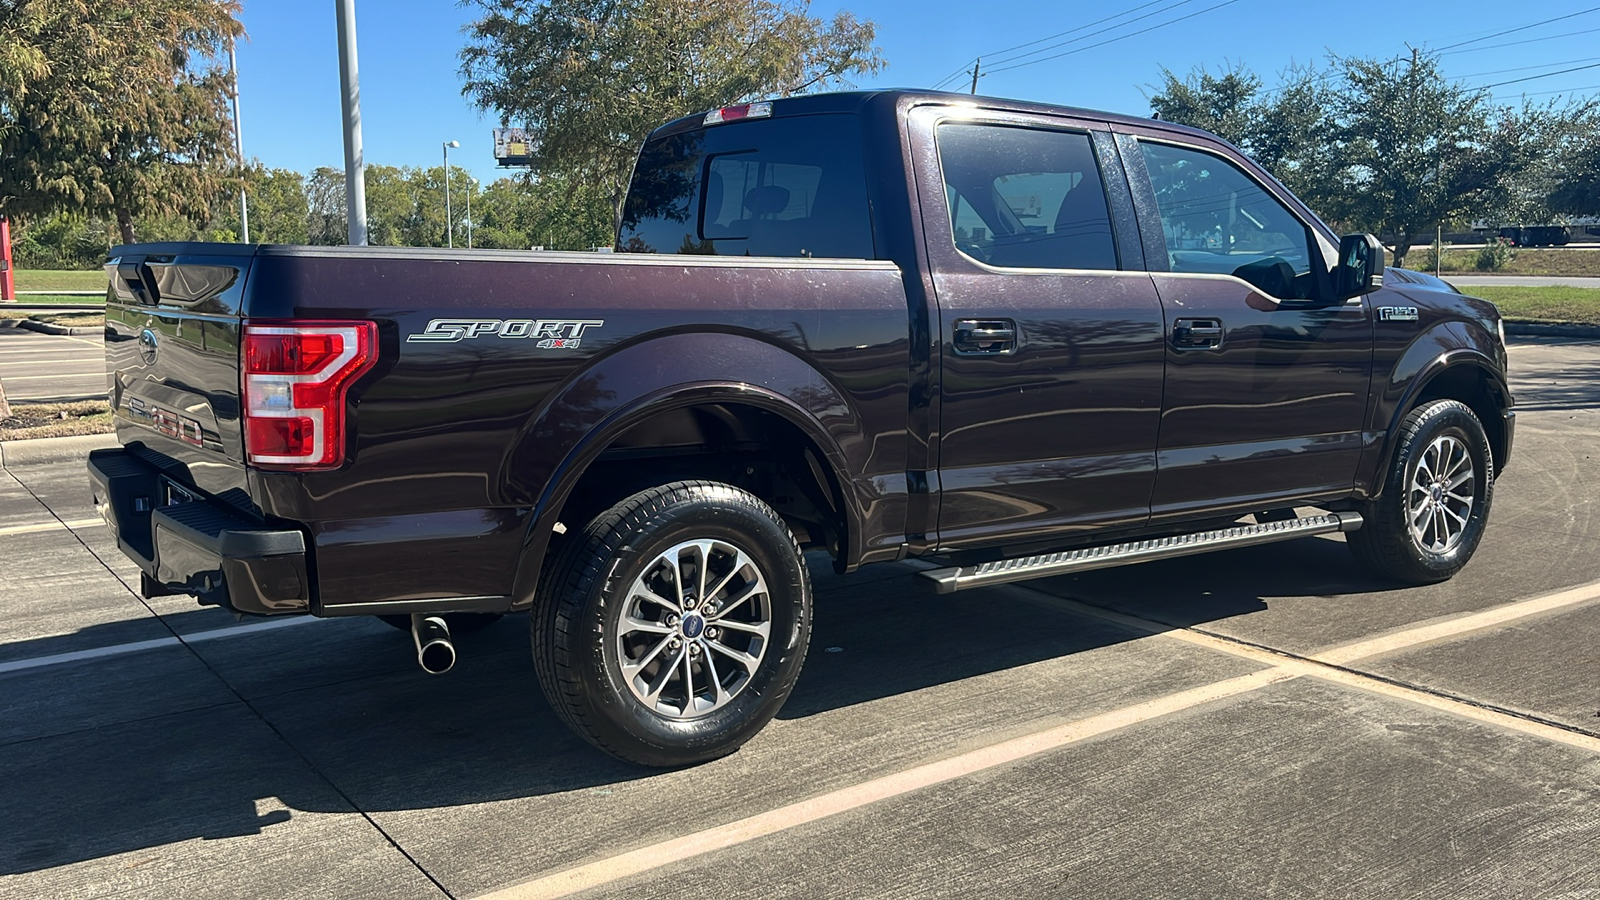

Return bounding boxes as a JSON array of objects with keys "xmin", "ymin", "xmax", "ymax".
[
  {"xmin": 11, "ymin": 269, "xmax": 106, "ymax": 292},
  {"xmin": 0, "ymin": 400, "xmax": 113, "ymax": 441},
  {"xmin": 1394, "ymin": 247, "xmax": 1600, "ymax": 277},
  {"xmin": 3, "ymin": 292, "xmax": 102, "ymax": 305},
  {"xmin": 1468, "ymin": 285, "xmax": 1600, "ymax": 326}
]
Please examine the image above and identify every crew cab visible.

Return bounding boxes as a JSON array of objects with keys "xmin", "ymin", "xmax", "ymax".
[{"xmin": 89, "ymin": 90, "xmax": 1513, "ymax": 766}]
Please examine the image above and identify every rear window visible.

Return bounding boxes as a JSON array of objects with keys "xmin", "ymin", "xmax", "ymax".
[{"xmin": 618, "ymin": 113, "xmax": 874, "ymax": 259}]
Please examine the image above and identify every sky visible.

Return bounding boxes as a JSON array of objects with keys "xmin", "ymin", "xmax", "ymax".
[{"xmin": 233, "ymin": 0, "xmax": 1600, "ymax": 185}]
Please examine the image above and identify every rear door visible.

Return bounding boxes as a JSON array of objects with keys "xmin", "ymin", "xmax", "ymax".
[
  {"xmin": 911, "ymin": 106, "xmax": 1167, "ymax": 551},
  {"xmin": 1119, "ymin": 133, "xmax": 1373, "ymax": 522},
  {"xmin": 105, "ymin": 246, "xmax": 254, "ymax": 508}
]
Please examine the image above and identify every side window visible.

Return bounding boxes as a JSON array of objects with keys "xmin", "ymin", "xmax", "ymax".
[
  {"xmin": 618, "ymin": 114, "xmax": 874, "ymax": 259},
  {"xmin": 1138, "ymin": 141, "xmax": 1315, "ymax": 299},
  {"xmin": 936, "ymin": 124, "xmax": 1119, "ymax": 271}
]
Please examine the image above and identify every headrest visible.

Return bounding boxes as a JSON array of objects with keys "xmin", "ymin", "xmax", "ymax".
[{"xmin": 743, "ymin": 185, "xmax": 791, "ymax": 217}]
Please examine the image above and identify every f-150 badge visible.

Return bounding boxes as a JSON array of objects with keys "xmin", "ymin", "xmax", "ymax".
[
  {"xmin": 407, "ymin": 318, "xmax": 604, "ymax": 347},
  {"xmin": 1376, "ymin": 306, "xmax": 1420, "ymax": 322}
]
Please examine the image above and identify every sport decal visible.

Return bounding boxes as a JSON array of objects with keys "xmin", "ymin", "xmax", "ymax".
[{"xmin": 407, "ymin": 318, "xmax": 604, "ymax": 347}]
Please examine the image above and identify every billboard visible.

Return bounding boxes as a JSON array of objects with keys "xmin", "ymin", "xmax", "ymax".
[{"xmin": 493, "ymin": 127, "xmax": 536, "ymax": 168}]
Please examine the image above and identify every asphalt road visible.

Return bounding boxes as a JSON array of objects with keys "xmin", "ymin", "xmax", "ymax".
[
  {"xmin": 1445, "ymin": 275, "xmax": 1600, "ymax": 288},
  {"xmin": 2, "ymin": 337, "xmax": 1598, "ymax": 900},
  {"xmin": 0, "ymin": 325, "xmax": 108, "ymax": 402}
]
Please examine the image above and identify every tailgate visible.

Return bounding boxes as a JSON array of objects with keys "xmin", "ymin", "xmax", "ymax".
[{"xmin": 105, "ymin": 245, "xmax": 255, "ymax": 511}]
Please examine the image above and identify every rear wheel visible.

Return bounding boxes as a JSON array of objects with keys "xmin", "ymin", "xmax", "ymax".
[
  {"xmin": 533, "ymin": 481, "xmax": 811, "ymax": 767},
  {"xmin": 1349, "ymin": 399, "xmax": 1494, "ymax": 584}
]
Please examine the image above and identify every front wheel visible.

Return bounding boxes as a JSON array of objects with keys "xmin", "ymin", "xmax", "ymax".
[
  {"xmin": 533, "ymin": 481, "xmax": 812, "ymax": 767},
  {"xmin": 1349, "ymin": 399, "xmax": 1494, "ymax": 584}
]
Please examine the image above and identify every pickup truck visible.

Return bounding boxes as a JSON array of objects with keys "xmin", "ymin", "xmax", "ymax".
[{"xmin": 89, "ymin": 89, "xmax": 1514, "ymax": 767}]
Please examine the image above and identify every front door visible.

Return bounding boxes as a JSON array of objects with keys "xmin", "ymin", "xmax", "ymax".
[
  {"xmin": 916, "ymin": 111, "xmax": 1168, "ymax": 551},
  {"xmin": 1125, "ymin": 135, "xmax": 1373, "ymax": 522}
]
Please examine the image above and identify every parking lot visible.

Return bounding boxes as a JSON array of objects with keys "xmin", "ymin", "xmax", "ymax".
[{"xmin": 2, "ymin": 333, "xmax": 1599, "ymax": 899}]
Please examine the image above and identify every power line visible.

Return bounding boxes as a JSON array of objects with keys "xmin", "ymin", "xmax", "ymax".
[
  {"xmin": 982, "ymin": 0, "xmax": 1202, "ymax": 69},
  {"xmin": 1491, "ymin": 82, "xmax": 1600, "ymax": 100},
  {"xmin": 1482, "ymin": 60, "xmax": 1600, "ymax": 89},
  {"xmin": 1432, "ymin": 6, "xmax": 1600, "ymax": 53},
  {"xmin": 985, "ymin": 0, "xmax": 1245, "ymax": 75},
  {"xmin": 1439, "ymin": 24, "xmax": 1600, "ymax": 56},
  {"xmin": 975, "ymin": 0, "xmax": 1184, "ymax": 66},
  {"xmin": 1452, "ymin": 56, "xmax": 1600, "ymax": 80}
]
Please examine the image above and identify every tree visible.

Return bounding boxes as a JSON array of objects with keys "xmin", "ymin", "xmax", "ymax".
[
  {"xmin": 0, "ymin": 0, "xmax": 244, "ymax": 244},
  {"xmin": 459, "ymin": 0, "xmax": 884, "ymax": 227},
  {"xmin": 306, "ymin": 167, "xmax": 348, "ymax": 245},
  {"xmin": 1321, "ymin": 53, "xmax": 1541, "ymax": 265},
  {"xmin": 1148, "ymin": 65, "xmax": 1263, "ymax": 149},
  {"xmin": 1549, "ymin": 139, "xmax": 1600, "ymax": 218}
]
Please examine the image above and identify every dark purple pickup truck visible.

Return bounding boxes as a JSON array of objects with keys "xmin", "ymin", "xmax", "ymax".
[{"xmin": 89, "ymin": 90, "xmax": 1513, "ymax": 766}]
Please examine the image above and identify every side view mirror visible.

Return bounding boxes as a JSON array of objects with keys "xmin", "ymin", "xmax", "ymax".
[{"xmin": 1334, "ymin": 233, "xmax": 1384, "ymax": 299}]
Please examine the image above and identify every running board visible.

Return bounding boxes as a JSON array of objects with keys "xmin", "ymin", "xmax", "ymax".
[{"xmin": 918, "ymin": 512, "xmax": 1363, "ymax": 594}]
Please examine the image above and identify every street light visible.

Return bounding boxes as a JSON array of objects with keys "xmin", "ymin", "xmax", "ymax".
[
  {"xmin": 443, "ymin": 139, "xmax": 460, "ymax": 248},
  {"xmin": 466, "ymin": 177, "xmax": 477, "ymax": 249}
]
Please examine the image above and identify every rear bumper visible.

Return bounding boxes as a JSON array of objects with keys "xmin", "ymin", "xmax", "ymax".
[{"xmin": 87, "ymin": 448, "xmax": 311, "ymax": 615}]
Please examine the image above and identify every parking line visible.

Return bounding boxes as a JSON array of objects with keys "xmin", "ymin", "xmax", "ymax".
[
  {"xmin": 0, "ymin": 616, "xmax": 320, "ymax": 676},
  {"xmin": 473, "ymin": 576, "xmax": 1600, "ymax": 899},
  {"xmin": 474, "ymin": 668, "xmax": 1295, "ymax": 900},
  {"xmin": 1, "ymin": 373, "xmax": 106, "ymax": 381},
  {"xmin": 0, "ymin": 518, "xmax": 105, "ymax": 537}
]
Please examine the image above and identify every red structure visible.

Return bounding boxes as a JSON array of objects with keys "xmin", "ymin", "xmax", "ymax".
[{"xmin": 0, "ymin": 216, "xmax": 15, "ymax": 302}]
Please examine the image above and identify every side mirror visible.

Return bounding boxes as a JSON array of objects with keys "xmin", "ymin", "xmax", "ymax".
[{"xmin": 1334, "ymin": 233, "xmax": 1384, "ymax": 299}]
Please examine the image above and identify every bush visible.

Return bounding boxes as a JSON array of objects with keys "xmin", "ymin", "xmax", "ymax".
[{"xmin": 1475, "ymin": 237, "xmax": 1517, "ymax": 272}]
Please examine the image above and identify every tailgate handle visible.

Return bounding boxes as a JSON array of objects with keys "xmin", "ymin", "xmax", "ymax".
[{"xmin": 117, "ymin": 259, "xmax": 160, "ymax": 305}]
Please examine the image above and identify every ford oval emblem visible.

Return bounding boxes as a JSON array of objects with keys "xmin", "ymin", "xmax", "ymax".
[{"xmin": 138, "ymin": 328, "xmax": 159, "ymax": 366}]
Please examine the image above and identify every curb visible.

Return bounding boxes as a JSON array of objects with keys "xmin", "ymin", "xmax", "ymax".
[
  {"xmin": 0, "ymin": 433, "xmax": 119, "ymax": 468},
  {"xmin": 1505, "ymin": 322, "xmax": 1600, "ymax": 339},
  {"xmin": 16, "ymin": 319, "xmax": 102, "ymax": 336}
]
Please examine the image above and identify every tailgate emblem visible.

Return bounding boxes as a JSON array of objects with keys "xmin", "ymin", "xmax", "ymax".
[{"xmin": 138, "ymin": 328, "xmax": 159, "ymax": 365}]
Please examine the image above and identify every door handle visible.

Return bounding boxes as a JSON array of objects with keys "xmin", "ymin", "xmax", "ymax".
[
  {"xmin": 953, "ymin": 319, "xmax": 1016, "ymax": 354},
  {"xmin": 1172, "ymin": 317, "xmax": 1223, "ymax": 350}
]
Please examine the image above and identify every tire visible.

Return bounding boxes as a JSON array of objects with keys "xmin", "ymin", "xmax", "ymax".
[
  {"xmin": 377, "ymin": 613, "xmax": 503, "ymax": 634},
  {"xmin": 1349, "ymin": 399, "xmax": 1494, "ymax": 584},
  {"xmin": 533, "ymin": 481, "xmax": 812, "ymax": 767}
]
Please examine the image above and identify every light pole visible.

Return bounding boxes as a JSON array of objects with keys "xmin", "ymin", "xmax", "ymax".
[
  {"xmin": 336, "ymin": 0, "xmax": 367, "ymax": 245},
  {"xmin": 443, "ymin": 140, "xmax": 459, "ymax": 248},
  {"xmin": 466, "ymin": 177, "xmax": 477, "ymax": 249},
  {"xmin": 229, "ymin": 43, "xmax": 249, "ymax": 243}
]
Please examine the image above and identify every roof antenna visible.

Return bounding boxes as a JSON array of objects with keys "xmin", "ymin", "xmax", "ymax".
[{"xmin": 1151, "ymin": 112, "xmax": 1161, "ymax": 120}]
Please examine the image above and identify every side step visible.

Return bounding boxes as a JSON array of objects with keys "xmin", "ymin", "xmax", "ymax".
[{"xmin": 918, "ymin": 512, "xmax": 1363, "ymax": 594}]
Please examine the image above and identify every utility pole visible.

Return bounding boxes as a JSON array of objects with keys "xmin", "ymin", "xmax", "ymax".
[
  {"xmin": 970, "ymin": 58, "xmax": 981, "ymax": 94},
  {"xmin": 229, "ymin": 44, "xmax": 249, "ymax": 244},
  {"xmin": 466, "ymin": 178, "xmax": 476, "ymax": 249},
  {"xmin": 335, "ymin": 0, "xmax": 368, "ymax": 246}
]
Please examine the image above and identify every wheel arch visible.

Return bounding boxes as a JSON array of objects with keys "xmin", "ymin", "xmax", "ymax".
[
  {"xmin": 502, "ymin": 334, "xmax": 868, "ymax": 611},
  {"xmin": 1366, "ymin": 339, "xmax": 1512, "ymax": 499}
]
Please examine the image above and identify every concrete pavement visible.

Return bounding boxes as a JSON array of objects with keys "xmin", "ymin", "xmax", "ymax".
[
  {"xmin": 0, "ymin": 326, "xmax": 107, "ymax": 402},
  {"xmin": 2, "ymin": 336, "xmax": 1599, "ymax": 899}
]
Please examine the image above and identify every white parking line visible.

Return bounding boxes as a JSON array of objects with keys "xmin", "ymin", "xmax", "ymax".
[
  {"xmin": 1, "ymin": 373, "xmax": 106, "ymax": 381},
  {"xmin": 0, "ymin": 518, "xmax": 105, "ymax": 537},
  {"xmin": 0, "ymin": 616, "xmax": 320, "ymax": 676},
  {"xmin": 472, "ymin": 577, "xmax": 1600, "ymax": 900}
]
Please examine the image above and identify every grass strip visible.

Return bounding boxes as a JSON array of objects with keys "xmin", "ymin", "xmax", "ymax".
[
  {"xmin": 1468, "ymin": 285, "xmax": 1600, "ymax": 326},
  {"xmin": 0, "ymin": 400, "xmax": 113, "ymax": 441}
]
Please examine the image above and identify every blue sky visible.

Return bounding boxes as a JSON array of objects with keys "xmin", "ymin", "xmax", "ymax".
[{"xmin": 233, "ymin": 1, "xmax": 1600, "ymax": 185}]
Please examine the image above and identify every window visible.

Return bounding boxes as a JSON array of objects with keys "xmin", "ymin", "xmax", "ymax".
[
  {"xmin": 936, "ymin": 124, "xmax": 1118, "ymax": 271},
  {"xmin": 1138, "ymin": 141, "xmax": 1315, "ymax": 299},
  {"xmin": 617, "ymin": 114, "xmax": 874, "ymax": 259}
]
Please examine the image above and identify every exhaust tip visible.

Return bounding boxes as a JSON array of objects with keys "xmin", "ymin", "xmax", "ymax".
[{"xmin": 411, "ymin": 614, "xmax": 456, "ymax": 675}]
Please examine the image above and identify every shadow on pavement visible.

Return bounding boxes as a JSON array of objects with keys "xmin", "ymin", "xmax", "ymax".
[{"xmin": 0, "ymin": 540, "xmax": 1311, "ymax": 876}]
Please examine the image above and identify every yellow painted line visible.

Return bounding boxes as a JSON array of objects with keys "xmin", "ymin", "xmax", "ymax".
[
  {"xmin": 474, "ymin": 668, "xmax": 1294, "ymax": 900},
  {"xmin": 1316, "ymin": 579, "xmax": 1600, "ymax": 664},
  {"xmin": 0, "ymin": 517, "xmax": 105, "ymax": 537},
  {"xmin": 475, "ymin": 576, "xmax": 1600, "ymax": 899}
]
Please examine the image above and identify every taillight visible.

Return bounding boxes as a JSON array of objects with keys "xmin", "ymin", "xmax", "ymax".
[{"xmin": 242, "ymin": 320, "xmax": 377, "ymax": 470}]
